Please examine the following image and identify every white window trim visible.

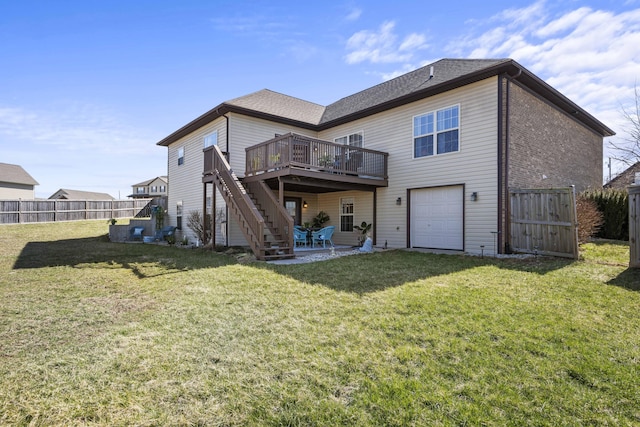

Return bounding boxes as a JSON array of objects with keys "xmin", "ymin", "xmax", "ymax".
[
  {"xmin": 204, "ymin": 130, "xmax": 218, "ymax": 148},
  {"xmin": 334, "ymin": 131, "xmax": 364, "ymax": 148},
  {"xmin": 412, "ymin": 104, "xmax": 460, "ymax": 159},
  {"xmin": 178, "ymin": 146, "xmax": 185, "ymax": 165},
  {"xmin": 339, "ymin": 197, "xmax": 355, "ymax": 232}
]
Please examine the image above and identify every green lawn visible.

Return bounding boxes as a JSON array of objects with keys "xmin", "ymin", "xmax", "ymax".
[{"xmin": 1, "ymin": 221, "xmax": 639, "ymax": 426}]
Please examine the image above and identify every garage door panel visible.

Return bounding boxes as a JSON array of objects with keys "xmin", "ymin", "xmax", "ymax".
[{"xmin": 411, "ymin": 186, "xmax": 463, "ymax": 250}]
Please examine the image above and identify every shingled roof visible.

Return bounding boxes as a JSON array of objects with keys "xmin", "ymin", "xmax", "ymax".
[
  {"xmin": 157, "ymin": 58, "xmax": 614, "ymax": 146},
  {"xmin": 0, "ymin": 162, "xmax": 39, "ymax": 186},
  {"xmin": 48, "ymin": 189, "xmax": 114, "ymax": 200}
]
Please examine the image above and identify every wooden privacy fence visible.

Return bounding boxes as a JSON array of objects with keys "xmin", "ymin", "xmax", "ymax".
[
  {"xmin": 510, "ymin": 187, "xmax": 578, "ymax": 259},
  {"xmin": 0, "ymin": 199, "xmax": 153, "ymax": 224}
]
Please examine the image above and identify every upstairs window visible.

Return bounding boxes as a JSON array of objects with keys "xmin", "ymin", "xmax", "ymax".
[
  {"xmin": 159, "ymin": 185, "xmax": 166, "ymax": 192},
  {"xmin": 335, "ymin": 132, "xmax": 363, "ymax": 148},
  {"xmin": 178, "ymin": 147, "xmax": 185, "ymax": 165},
  {"xmin": 151, "ymin": 186, "xmax": 157, "ymax": 193},
  {"xmin": 204, "ymin": 131, "xmax": 218, "ymax": 148},
  {"xmin": 136, "ymin": 187, "xmax": 145, "ymax": 194},
  {"xmin": 414, "ymin": 105, "xmax": 459, "ymax": 158}
]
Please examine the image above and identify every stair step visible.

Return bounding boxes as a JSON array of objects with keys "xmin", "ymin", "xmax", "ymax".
[{"xmin": 262, "ymin": 253, "xmax": 296, "ymax": 261}]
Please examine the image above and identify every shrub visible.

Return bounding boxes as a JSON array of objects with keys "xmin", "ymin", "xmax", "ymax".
[
  {"xmin": 576, "ymin": 196, "xmax": 603, "ymax": 243},
  {"xmin": 186, "ymin": 210, "xmax": 212, "ymax": 245},
  {"xmin": 581, "ymin": 189, "xmax": 629, "ymax": 241}
]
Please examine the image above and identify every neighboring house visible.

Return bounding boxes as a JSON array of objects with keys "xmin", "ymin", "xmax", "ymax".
[
  {"xmin": 604, "ymin": 162, "xmax": 640, "ymax": 189},
  {"xmin": 157, "ymin": 58, "xmax": 614, "ymax": 260},
  {"xmin": 0, "ymin": 162, "xmax": 39, "ymax": 199},
  {"xmin": 129, "ymin": 176, "xmax": 168, "ymax": 198},
  {"xmin": 49, "ymin": 189, "xmax": 115, "ymax": 200}
]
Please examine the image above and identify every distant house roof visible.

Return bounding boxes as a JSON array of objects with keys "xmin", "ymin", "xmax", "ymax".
[
  {"xmin": 49, "ymin": 189, "xmax": 115, "ymax": 200},
  {"xmin": 157, "ymin": 58, "xmax": 615, "ymax": 147},
  {"xmin": 132, "ymin": 176, "xmax": 168, "ymax": 187},
  {"xmin": 0, "ymin": 162, "xmax": 39, "ymax": 186},
  {"xmin": 604, "ymin": 162, "xmax": 640, "ymax": 189}
]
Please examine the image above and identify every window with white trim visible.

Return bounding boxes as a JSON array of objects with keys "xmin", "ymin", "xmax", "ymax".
[
  {"xmin": 178, "ymin": 147, "xmax": 185, "ymax": 165},
  {"xmin": 340, "ymin": 197, "xmax": 354, "ymax": 232},
  {"xmin": 176, "ymin": 200, "xmax": 183, "ymax": 230},
  {"xmin": 414, "ymin": 105, "xmax": 459, "ymax": 158},
  {"xmin": 335, "ymin": 132, "xmax": 363, "ymax": 148},
  {"xmin": 159, "ymin": 185, "xmax": 166, "ymax": 193},
  {"xmin": 204, "ymin": 131, "xmax": 218, "ymax": 148}
]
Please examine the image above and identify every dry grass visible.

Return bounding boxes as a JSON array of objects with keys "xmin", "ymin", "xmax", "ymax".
[{"xmin": 1, "ymin": 221, "xmax": 639, "ymax": 426}]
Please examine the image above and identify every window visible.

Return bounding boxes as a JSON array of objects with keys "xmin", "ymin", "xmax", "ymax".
[
  {"xmin": 340, "ymin": 197, "xmax": 354, "ymax": 232},
  {"xmin": 176, "ymin": 200, "xmax": 183, "ymax": 230},
  {"xmin": 335, "ymin": 132, "xmax": 363, "ymax": 148},
  {"xmin": 414, "ymin": 105, "xmax": 459, "ymax": 158},
  {"xmin": 204, "ymin": 131, "xmax": 218, "ymax": 148},
  {"xmin": 159, "ymin": 185, "xmax": 166, "ymax": 193},
  {"xmin": 151, "ymin": 186, "xmax": 157, "ymax": 193},
  {"xmin": 136, "ymin": 187, "xmax": 145, "ymax": 194},
  {"xmin": 178, "ymin": 147, "xmax": 184, "ymax": 165}
]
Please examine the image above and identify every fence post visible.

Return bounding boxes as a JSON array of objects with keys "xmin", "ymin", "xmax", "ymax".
[{"xmin": 629, "ymin": 185, "xmax": 640, "ymax": 268}]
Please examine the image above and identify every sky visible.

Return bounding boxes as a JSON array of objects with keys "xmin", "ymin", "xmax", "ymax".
[{"xmin": 1, "ymin": 0, "xmax": 639, "ymax": 199}]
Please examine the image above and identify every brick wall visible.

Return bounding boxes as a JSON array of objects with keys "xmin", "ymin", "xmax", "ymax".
[{"xmin": 508, "ymin": 82, "xmax": 603, "ymax": 192}]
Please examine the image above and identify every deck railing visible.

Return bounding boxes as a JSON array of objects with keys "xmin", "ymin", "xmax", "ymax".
[{"xmin": 244, "ymin": 133, "xmax": 388, "ymax": 180}]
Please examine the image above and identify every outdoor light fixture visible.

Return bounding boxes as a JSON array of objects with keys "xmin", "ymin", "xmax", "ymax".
[
  {"xmin": 303, "ymin": 201, "xmax": 308, "ymax": 208},
  {"xmin": 396, "ymin": 197, "xmax": 402, "ymax": 205},
  {"xmin": 470, "ymin": 192, "xmax": 478, "ymax": 202}
]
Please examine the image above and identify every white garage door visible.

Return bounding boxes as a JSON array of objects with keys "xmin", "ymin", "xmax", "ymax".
[{"xmin": 410, "ymin": 186, "xmax": 463, "ymax": 250}]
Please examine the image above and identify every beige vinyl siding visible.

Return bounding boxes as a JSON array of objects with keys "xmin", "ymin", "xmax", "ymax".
[
  {"xmin": 226, "ymin": 113, "xmax": 318, "ymax": 177},
  {"xmin": 318, "ymin": 77, "xmax": 499, "ymax": 254},
  {"xmin": 166, "ymin": 117, "xmax": 227, "ymax": 243},
  {"xmin": 0, "ymin": 184, "xmax": 35, "ymax": 199},
  {"xmin": 315, "ymin": 190, "xmax": 373, "ymax": 246},
  {"xmin": 225, "ymin": 114, "xmax": 318, "ymax": 246}
]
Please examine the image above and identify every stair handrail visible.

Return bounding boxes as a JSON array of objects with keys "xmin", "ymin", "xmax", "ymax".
[
  {"xmin": 246, "ymin": 180, "xmax": 294, "ymax": 251},
  {"xmin": 210, "ymin": 144, "xmax": 265, "ymax": 256}
]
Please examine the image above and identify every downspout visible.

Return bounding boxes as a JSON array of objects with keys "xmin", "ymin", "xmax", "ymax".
[
  {"xmin": 502, "ymin": 66, "xmax": 522, "ymax": 253},
  {"xmin": 223, "ymin": 113, "xmax": 230, "ymax": 247}
]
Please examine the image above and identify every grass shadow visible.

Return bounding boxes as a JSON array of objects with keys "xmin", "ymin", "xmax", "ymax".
[
  {"xmin": 262, "ymin": 250, "xmax": 575, "ymax": 294},
  {"xmin": 13, "ymin": 235, "xmax": 236, "ymax": 277},
  {"xmin": 607, "ymin": 268, "xmax": 640, "ymax": 291}
]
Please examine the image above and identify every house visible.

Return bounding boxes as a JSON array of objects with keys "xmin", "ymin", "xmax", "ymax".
[
  {"xmin": 0, "ymin": 162, "xmax": 39, "ymax": 199},
  {"xmin": 604, "ymin": 162, "xmax": 640, "ymax": 189},
  {"xmin": 129, "ymin": 176, "xmax": 168, "ymax": 198},
  {"xmin": 48, "ymin": 189, "xmax": 115, "ymax": 200},
  {"xmin": 157, "ymin": 58, "xmax": 614, "ymax": 260}
]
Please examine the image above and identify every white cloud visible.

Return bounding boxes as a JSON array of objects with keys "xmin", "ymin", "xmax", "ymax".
[
  {"xmin": 448, "ymin": 2, "xmax": 640, "ymax": 142},
  {"xmin": 344, "ymin": 21, "xmax": 428, "ymax": 64}
]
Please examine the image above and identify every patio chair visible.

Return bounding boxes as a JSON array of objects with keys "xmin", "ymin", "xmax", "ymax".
[
  {"xmin": 130, "ymin": 226, "xmax": 144, "ymax": 241},
  {"xmin": 154, "ymin": 225, "xmax": 176, "ymax": 242},
  {"xmin": 312, "ymin": 225, "xmax": 335, "ymax": 248},
  {"xmin": 293, "ymin": 227, "xmax": 307, "ymax": 247}
]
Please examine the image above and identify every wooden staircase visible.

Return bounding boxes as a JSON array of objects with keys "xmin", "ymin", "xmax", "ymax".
[{"xmin": 205, "ymin": 145, "xmax": 294, "ymax": 261}]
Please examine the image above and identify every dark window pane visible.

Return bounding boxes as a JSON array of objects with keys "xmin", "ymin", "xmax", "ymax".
[
  {"xmin": 340, "ymin": 215, "xmax": 353, "ymax": 232},
  {"xmin": 414, "ymin": 135, "xmax": 434, "ymax": 158},
  {"xmin": 437, "ymin": 130, "xmax": 459, "ymax": 154}
]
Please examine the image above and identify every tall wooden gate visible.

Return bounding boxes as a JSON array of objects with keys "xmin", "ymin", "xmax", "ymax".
[{"xmin": 510, "ymin": 187, "xmax": 578, "ymax": 259}]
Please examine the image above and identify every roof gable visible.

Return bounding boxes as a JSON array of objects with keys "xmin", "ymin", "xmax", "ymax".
[
  {"xmin": 226, "ymin": 89, "xmax": 326, "ymax": 124},
  {"xmin": 49, "ymin": 189, "xmax": 114, "ymax": 200},
  {"xmin": 0, "ymin": 162, "xmax": 39, "ymax": 186}
]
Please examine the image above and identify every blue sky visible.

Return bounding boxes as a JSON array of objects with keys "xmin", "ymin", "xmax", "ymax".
[{"xmin": 1, "ymin": 0, "xmax": 639, "ymax": 198}]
